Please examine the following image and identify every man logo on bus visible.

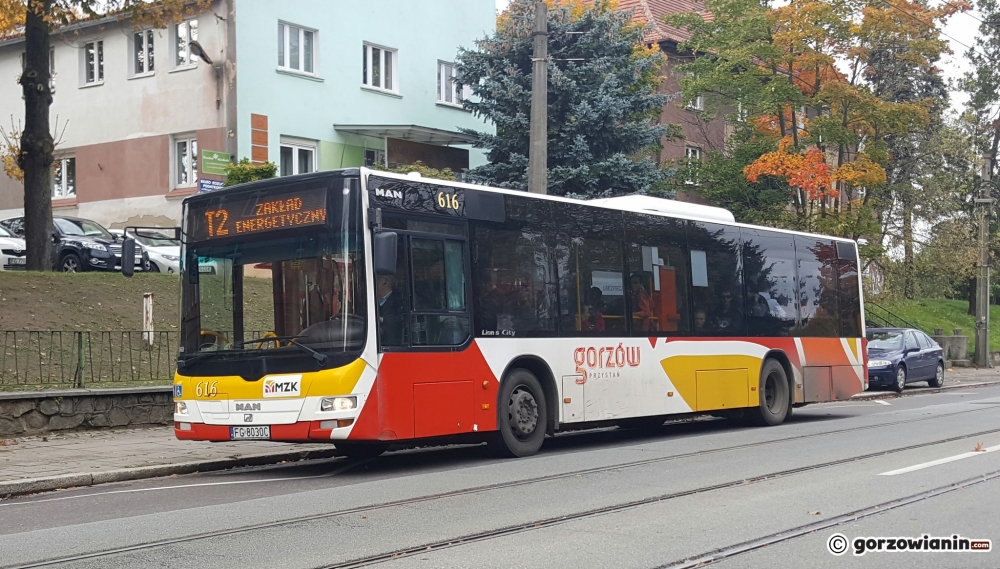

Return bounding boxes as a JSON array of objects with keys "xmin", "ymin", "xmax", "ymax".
[
  {"xmin": 374, "ymin": 188, "xmax": 404, "ymax": 200},
  {"xmin": 263, "ymin": 378, "xmax": 300, "ymax": 397},
  {"xmin": 573, "ymin": 345, "xmax": 640, "ymax": 384}
]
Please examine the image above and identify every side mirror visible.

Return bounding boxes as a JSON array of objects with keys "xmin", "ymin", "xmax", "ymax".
[
  {"xmin": 373, "ymin": 232, "xmax": 397, "ymax": 276},
  {"xmin": 121, "ymin": 238, "xmax": 136, "ymax": 278}
]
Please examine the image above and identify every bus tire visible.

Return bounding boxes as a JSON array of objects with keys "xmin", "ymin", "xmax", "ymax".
[
  {"xmin": 750, "ymin": 359, "xmax": 790, "ymax": 426},
  {"xmin": 334, "ymin": 441, "xmax": 388, "ymax": 459},
  {"xmin": 491, "ymin": 368, "xmax": 547, "ymax": 458}
]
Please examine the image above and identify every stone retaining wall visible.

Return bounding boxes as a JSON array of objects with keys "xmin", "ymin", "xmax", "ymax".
[{"xmin": 0, "ymin": 387, "xmax": 173, "ymax": 437}]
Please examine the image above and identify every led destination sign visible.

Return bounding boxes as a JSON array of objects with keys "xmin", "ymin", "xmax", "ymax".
[{"xmin": 188, "ymin": 187, "xmax": 328, "ymax": 242}]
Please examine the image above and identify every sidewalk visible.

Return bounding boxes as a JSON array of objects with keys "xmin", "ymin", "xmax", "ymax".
[
  {"xmin": 0, "ymin": 428, "xmax": 338, "ymax": 498},
  {"xmin": 852, "ymin": 365, "xmax": 1000, "ymax": 399},
  {"xmin": 2, "ymin": 367, "xmax": 1000, "ymax": 499}
]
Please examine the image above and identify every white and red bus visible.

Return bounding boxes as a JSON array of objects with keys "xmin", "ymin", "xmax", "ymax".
[{"xmin": 165, "ymin": 169, "xmax": 866, "ymax": 457}]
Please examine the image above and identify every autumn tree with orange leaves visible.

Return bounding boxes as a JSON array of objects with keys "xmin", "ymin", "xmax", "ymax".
[
  {"xmin": 0, "ymin": 0, "xmax": 207, "ymax": 271},
  {"xmin": 666, "ymin": 0, "xmax": 961, "ymax": 252}
]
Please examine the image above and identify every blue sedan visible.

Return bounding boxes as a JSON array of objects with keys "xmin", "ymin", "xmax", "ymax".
[{"xmin": 867, "ymin": 328, "xmax": 945, "ymax": 392}]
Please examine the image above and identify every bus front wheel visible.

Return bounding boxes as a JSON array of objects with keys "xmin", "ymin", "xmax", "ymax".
[
  {"xmin": 491, "ymin": 368, "xmax": 547, "ymax": 458},
  {"xmin": 750, "ymin": 359, "xmax": 790, "ymax": 426}
]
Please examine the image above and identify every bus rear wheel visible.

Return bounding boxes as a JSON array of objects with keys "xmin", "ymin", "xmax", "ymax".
[
  {"xmin": 491, "ymin": 368, "xmax": 547, "ymax": 458},
  {"xmin": 335, "ymin": 441, "xmax": 388, "ymax": 459},
  {"xmin": 750, "ymin": 359, "xmax": 790, "ymax": 426}
]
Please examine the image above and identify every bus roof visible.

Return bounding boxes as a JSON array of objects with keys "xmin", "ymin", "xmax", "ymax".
[{"xmin": 363, "ymin": 169, "xmax": 859, "ymax": 246}]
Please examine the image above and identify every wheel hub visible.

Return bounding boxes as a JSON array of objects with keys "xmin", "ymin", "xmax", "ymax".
[{"xmin": 509, "ymin": 387, "xmax": 538, "ymax": 437}]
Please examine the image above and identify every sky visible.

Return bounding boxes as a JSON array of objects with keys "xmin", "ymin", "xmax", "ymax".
[{"xmin": 494, "ymin": 0, "xmax": 983, "ymax": 113}]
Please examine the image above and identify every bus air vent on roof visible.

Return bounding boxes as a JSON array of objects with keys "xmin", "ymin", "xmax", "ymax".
[{"xmin": 588, "ymin": 195, "xmax": 736, "ymax": 224}]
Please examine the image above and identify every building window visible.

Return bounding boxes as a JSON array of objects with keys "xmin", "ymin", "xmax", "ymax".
[
  {"xmin": 82, "ymin": 40, "xmax": 103, "ymax": 85},
  {"xmin": 362, "ymin": 43, "xmax": 396, "ymax": 92},
  {"xmin": 174, "ymin": 136, "xmax": 198, "ymax": 187},
  {"xmin": 685, "ymin": 146, "xmax": 702, "ymax": 185},
  {"xmin": 278, "ymin": 23, "xmax": 315, "ymax": 74},
  {"xmin": 280, "ymin": 140, "xmax": 315, "ymax": 176},
  {"xmin": 132, "ymin": 30, "xmax": 155, "ymax": 76},
  {"xmin": 437, "ymin": 61, "xmax": 468, "ymax": 105},
  {"xmin": 364, "ymin": 148, "xmax": 385, "ymax": 167},
  {"xmin": 21, "ymin": 48, "xmax": 56, "ymax": 88},
  {"xmin": 52, "ymin": 157, "xmax": 76, "ymax": 199},
  {"xmin": 174, "ymin": 19, "xmax": 199, "ymax": 67},
  {"xmin": 686, "ymin": 94, "xmax": 704, "ymax": 111}
]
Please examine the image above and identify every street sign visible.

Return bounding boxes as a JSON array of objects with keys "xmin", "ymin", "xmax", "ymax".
[
  {"xmin": 201, "ymin": 150, "xmax": 231, "ymax": 176},
  {"xmin": 199, "ymin": 179, "xmax": 225, "ymax": 193}
]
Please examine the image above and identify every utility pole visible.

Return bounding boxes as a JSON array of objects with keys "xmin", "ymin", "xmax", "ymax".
[
  {"xmin": 975, "ymin": 162, "xmax": 996, "ymax": 368},
  {"xmin": 528, "ymin": 1, "xmax": 548, "ymax": 195}
]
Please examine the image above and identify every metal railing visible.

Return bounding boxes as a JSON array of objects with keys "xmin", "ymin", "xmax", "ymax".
[
  {"xmin": 0, "ymin": 330, "xmax": 179, "ymax": 389},
  {"xmin": 864, "ymin": 301, "xmax": 920, "ymax": 331}
]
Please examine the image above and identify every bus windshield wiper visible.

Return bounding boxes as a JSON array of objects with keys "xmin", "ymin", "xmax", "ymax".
[{"xmin": 237, "ymin": 336, "xmax": 328, "ymax": 364}]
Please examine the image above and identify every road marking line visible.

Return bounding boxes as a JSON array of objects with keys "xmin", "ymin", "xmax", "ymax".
[
  {"xmin": 0, "ymin": 459, "xmax": 367, "ymax": 508},
  {"xmin": 874, "ymin": 400, "xmax": 891, "ymax": 406},
  {"xmin": 879, "ymin": 444, "xmax": 1000, "ymax": 476}
]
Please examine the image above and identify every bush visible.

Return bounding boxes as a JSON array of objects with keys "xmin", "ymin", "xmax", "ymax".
[{"xmin": 225, "ymin": 158, "xmax": 277, "ymax": 187}]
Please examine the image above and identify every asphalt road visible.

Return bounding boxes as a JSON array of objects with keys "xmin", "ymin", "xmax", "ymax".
[{"xmin": 2, "ymin": 386, "xmax": 1000, "ymax": 569}]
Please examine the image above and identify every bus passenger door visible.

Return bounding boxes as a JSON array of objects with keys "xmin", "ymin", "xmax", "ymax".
[{"xmin": 374, "ymin": 217, "xmax": 478, "ymax": 440}]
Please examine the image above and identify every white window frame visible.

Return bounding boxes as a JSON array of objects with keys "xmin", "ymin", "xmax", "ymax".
[
  {"xmin": 362, "ymin": 42, "xmax": 398, "ymax": 93},
  {"xmin": 277, "ymin": 22, "xmax": 317, "ymax": 76},
  {"xmin": 81, "ymin": 40, "xmax": 103, "ymax": 86},
  {"xmin": 685, "ymin": 146, "xmax": 702, "ymax": 185},
  {"xmin": 686, "ymin": 94, "xmax": 704, "ymax": 111},
  {"xmin": 130, "ymin": 29, "xmax": 155, "ymax": 77},
  {"xmin": 279, "ymin": 139, "xmax": 317, "ymax": 176},
  {"xmin": 437, "ymin": 61, "xmax": 469, "ymax": 107},
  {"xmin": 173, "ymin": 135, "xmax": 198, "ymax": 188},
  {"xmin": 173, "ymin": 19, "xmax": 199, "ymax": 69},
  {"xmin": 52, "ymin": 155, "xmax": 76, "ymax": 199}
]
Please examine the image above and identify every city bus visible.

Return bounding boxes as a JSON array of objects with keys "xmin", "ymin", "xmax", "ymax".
[{"xmin": 141, "ymin": 168, "xmax": 866, "ymax": 458}]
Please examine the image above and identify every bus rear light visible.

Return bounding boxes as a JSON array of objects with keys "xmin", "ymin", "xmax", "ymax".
[
  {"xmin": 320, "ymin": 396, "xmax": 357, "ymax": 412},
  {"xmin": 320, "ymin": 419, "xmax": 354, "ymax": 430}
]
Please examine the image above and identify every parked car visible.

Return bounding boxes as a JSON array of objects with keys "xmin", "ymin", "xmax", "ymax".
[
  {"xmin": 0, "ymin": 216, "xmax": 148, "ymax": 273},
  {"xmin": 0, "ymin": 225, "xmax": 27, "ymax": 271},
  {"xmin": 867, "ymin": 327, "xmax": 945, "ymax": 392},
  {"xmin": 109, "ymin": 229, "xmax": 180, "ymax": 274}
]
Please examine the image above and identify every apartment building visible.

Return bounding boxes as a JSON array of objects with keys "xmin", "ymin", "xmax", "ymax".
[
  {"xmin": 619, "ymin": 0, "xmax": 726, "ymax": 203},
  {"xmin": 0, "ymin": 0, "xmax": 495, "ymax": 228}
]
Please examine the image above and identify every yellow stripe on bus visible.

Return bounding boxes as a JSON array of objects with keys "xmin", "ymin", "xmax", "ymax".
[{"xmin": 660, "ymin": 355, "xmax": 764, "ymax": 411}]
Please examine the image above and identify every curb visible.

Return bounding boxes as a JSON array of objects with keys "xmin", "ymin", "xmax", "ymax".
[
  {"xmin": 0, "ymin": 447, "xmax": 341, "ymax": 499},
  {"xmin": 851, "ymin": 379, "xmax": 1000, "ymax": 401}
]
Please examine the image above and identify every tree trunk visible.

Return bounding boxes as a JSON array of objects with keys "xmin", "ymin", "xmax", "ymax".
[
  {"xmin": 18, "ymin": 0, "xmax": 54, "ymax": 272},
  {"xmin": 902, "ymin": 200, "xmax": 914, "ymax": 298}
]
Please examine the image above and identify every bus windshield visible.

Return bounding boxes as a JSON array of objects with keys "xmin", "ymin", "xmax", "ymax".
[{"xmin": 179, "ymin": 177, "xmax": 366, "ymax": 367}]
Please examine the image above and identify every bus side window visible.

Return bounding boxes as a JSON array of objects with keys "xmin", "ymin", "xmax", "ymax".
[
  {"xmin": 410, "ymin": 237, "xmax": 469, "ymax": 346},
  {"xmin": 624, "ymin": 213, "xmax": 691, "ymax": 337}
]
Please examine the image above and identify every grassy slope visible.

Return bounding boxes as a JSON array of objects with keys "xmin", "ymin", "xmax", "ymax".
[
  {"xmin": 0, "ymin": 272, "xmax": 274, "ymax": 332},
  {"xmin": 872, "ymin": 298, "xmax": 1000, "ymax": 353}
]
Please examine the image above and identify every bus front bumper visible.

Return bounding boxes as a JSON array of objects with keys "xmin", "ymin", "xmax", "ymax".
[{"xmin": 174, "ymin": 419, "xmax": 356, "ymax": 442}]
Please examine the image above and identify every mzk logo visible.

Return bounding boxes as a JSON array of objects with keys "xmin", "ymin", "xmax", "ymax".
[
  {"xmin": 573, "ymin": 345, "xmax": 640, "ymax": 384},
  {"xmin": 263, "ymin": 377, "xmax": 301, "ymax": 398}
]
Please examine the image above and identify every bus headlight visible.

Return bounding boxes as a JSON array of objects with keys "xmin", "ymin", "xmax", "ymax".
[
  {"xmin": 320, "ymin": 396, "xmax": 357, "ymax": 412},
  {"xmin": 175, "ymin": 401, "xmax": 188, "ymax": 415}
]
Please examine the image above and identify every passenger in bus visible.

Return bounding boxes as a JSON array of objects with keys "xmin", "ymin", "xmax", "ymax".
[
  {"xmin": 581, "ymin": 303, "xmax": 605, "ymax": 333},
  {"xmin": 713, "ymin": 290, "xmax": 741, "ymax": 333},
  {"xmin": 629, "ymin": 273, "xmax": 654, "ymax": 331},
  {"xmin": 693, "ymin": 309, "xmax": 710, "ymax": 334},
  {"xmin": 377, "ymin": 274, "xmax": 404, "ymax": 346}
]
